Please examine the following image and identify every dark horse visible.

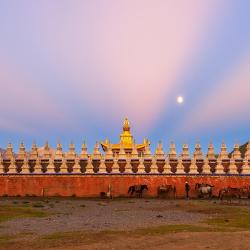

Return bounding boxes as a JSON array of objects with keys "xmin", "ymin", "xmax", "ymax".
[
  {"xmin": 158, "ymin": 185, "xmax": 176, "ymax": 198},
  {"xmin": 128, "ymin": 185, "xmax": 148, "ymax": 198}
]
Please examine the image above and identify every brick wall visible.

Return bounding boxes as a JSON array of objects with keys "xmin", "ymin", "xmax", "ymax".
[{"xmin": 0, "ymin": 175, "xmax": 250, "ymax": 198}]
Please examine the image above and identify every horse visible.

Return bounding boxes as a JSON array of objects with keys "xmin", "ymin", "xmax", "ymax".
[
  {"xmin": 239, "ymin": 186, "xmax": 250, "ymax": 199},
  {"xmin": 195, "ymin": 183, "xmax": 214, "ymax": 198},
  {"xmin": 157, "ymin": 185, "xmax": 176, "ymax": 198},
  {"xmin": 128, "ymin": 185, "xmax": 148, "ymax": 198},
  {"xmin": 218, "ymin": 187, "xmax": 241, "ymax": 202}
]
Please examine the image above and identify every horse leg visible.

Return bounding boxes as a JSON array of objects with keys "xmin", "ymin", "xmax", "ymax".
[
  {"xmin": 173, "ymin": 187, "xmax": 176, "ymax": 199},
  {"xmin": 209, "ymin": 191, "xmax": 212, "ymax": 199},
  {"xmin": 220, "ymin": 193, "xmax": 223, "ymax": 203}
]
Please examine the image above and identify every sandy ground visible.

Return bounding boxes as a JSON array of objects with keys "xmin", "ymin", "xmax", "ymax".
[
  {"xmin": 0, "ymin": 198, "xmax": 250, "ymax": 250},
  {"xmin": 0, "ymin": 198, "xmax": 205, "ymax": 235},
  {"xmin": 60, "ymin": 231, "xmax": 250, "ymax": 250}
]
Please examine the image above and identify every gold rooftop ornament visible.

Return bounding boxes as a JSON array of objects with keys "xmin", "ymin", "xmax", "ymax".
[{"xmin": 101, "ymin": 118, "xmax": 150, "ymax": 155}]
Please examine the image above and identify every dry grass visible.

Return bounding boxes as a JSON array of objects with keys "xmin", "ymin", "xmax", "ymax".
[
  {"xmin": 206, "ymin": 209, "xmax": 250, "ymax": 230},
  {"xmin": 0, "ymin": 205, "xmax": 48, "ymax": 223},
  {"xmin": 1, "ymin": 199, "xmax": 250, "ymax": 249}
]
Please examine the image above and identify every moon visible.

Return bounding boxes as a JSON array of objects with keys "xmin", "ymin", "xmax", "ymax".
[{"xmin": 177, "ymin": 96, "xmax": 184, "ymax": 104}]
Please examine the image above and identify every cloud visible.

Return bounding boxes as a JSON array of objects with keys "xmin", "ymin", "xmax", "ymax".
[
  {"xmin": 0, "ymin": 55, "xmax": 69, "ymax": 134},
  {"xmin": 0, "ymin": 1, "xmax": 226, "ymax": 137}
]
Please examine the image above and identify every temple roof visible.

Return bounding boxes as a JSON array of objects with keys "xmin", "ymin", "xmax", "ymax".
[{"xmin": 100, "ymin": 118, "xmax": 150, "ymax": 152}]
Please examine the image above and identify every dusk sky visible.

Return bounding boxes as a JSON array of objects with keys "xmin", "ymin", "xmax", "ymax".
[{"xmin": 0, "ymin": 1, "xmax": 249, "ymax": 154}]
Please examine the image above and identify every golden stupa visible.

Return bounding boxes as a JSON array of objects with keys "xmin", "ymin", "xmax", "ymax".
[{"xmin": 100, "ymin": 118, "xmax": 150, "ymax": 155}]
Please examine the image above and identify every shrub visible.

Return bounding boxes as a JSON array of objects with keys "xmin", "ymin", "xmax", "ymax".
[{"xmin": 32, "ymin": 203, "xmax": 45, "ymax": 208}]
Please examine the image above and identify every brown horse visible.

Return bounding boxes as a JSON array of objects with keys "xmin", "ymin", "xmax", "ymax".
[
  {"xmin": 128, "ymin": 185, "xmax": 148, "ymax": 198},
  {"xmin": 239, "ymin": 186, "xmax": 250, "ymax": 199},
  {"xmin": 157, "ymin": 185, "xmax": 176, "ymax": 198},
  {"xmin": 218, "ymin": 187, "xmax": 241, "ymax": 202}
]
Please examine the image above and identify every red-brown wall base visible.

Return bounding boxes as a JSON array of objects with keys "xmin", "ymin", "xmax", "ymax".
[{"xmin": 1, "ymin": 175, "xmax": 250, "ymax": 198}]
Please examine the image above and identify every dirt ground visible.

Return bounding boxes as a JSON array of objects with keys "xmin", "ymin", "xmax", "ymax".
[{"xmin": 0, "ymin": 197, "xmax": 250, "ymax": 250}]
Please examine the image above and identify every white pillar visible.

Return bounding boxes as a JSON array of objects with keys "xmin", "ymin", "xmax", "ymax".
[
  {"xmin": 98, "ymin": 157, "xmax": 107, "ymax": 173},
  {"xmin": 229, "ymin": 160, "xmax": 238, "ymax": 174},
  {"xmin": 111, "ymin": 158, "xmax": 120, "ymax": 173},
  {"xmin": 162, "ymin": 158, "xmax": 172, "ymax": 174},
  {"xmin": 242, "ymin": 159, "xmax": 250, "ymax": 174},
  {"xmin": 0, "ymin": 160, "xmax": 4, "ymax": 174},
  {"xmin": 215, "ymin": 160, "xmax": 224, "ymax": 174},
  {"xmin": 21, "ymin": 158, "xmax": 30, "ymax": 174},
  {"xmin": 150, "ymin": 157, "xmax": 158, "ymax": 173},
  {"xmin": 176, "ymin": 157, "xmax": 185, "ymax": 174},
  {"xmin": 8, "ymin": 158, "xmax": 17, "ymax": 174},
  {"xmin": 60, "ymin": 159, "xmax": 68, "ymax": 173},
  {"xmin": 73, "ymin": 158, "xmax": 81, "ymax": 173},
  {"xmin": 46, "ymin": 159, "xmax": 55, "ymax": 174},
  {"xmin": 34, "ymin": 159, "xmax": 42, "ymax": 174},
  {"xmin": 137, "ymin": 157, "xmax": 145, "ymax": 173},
  {"xmin": 202, "ymin": 158, "xmax": 211, "ymax": 174},
  {"xmin": 189, "ymin": 159, "xmax": 199, "ymax": 174},
  {"xmin": 85, "ymin": 157, "xmax": 94, "ymax": 173},
  {"xmin": 125, "ymin": 158, "xmax": 133, "ymax": 173}
]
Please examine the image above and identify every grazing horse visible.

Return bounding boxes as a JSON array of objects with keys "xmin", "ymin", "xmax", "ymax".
[
  {"xmin": 158, "ymin": 185, "xmax": 176, "ymax": 198},
  {"xmin": 195, "ymin": 183, "xmax": 213, "ymax": 198},
  {"xmin": 239, "ymin": 186, "xmax": 250, "ymax": 199},
  {"xmin": 218, "ymin": 187, "xmax": 241, "ymax": 202},
  {"xmin": 128, "ymin": 185, "xmax": 148, "ymax": 198}
]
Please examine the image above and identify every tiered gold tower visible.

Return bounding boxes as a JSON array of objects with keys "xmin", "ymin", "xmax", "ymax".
[{"xmin": 100, "ymin": 118, "xmax": 150, "ymax": 155}]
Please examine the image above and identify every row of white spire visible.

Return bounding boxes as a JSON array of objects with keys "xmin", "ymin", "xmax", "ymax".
[
  {"xmin": 0, "ymin": 141, "xmax": 250, "ymax": 175},
  {"xmin": 1, "ymin": 141, "xmax": 250, "ymax": 160}
]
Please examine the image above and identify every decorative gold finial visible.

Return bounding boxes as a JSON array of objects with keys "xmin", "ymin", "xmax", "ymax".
[{"xmin": 123, "ymin": 117, "xmax": 130, "ymax": 132}]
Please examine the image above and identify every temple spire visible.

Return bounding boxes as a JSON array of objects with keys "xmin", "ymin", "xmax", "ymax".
[
  {"xmin": 100, "ymin": 118, "xmax": 150, "ymax": 155},
  {"xmin": 194, "ymin": 142, "xmax": 203, "ymax": 159},
  {"xmin": 123, "ymin": 117, "xmax": 130, "ymax": 132},
  {"xmin": 80, "ymin": 141, "xmax": 88, "ymax": 159},
  {"xmin": 168, "ymin": 142, "xmax": 177, "ymax": 158},
  {"xmin": 207, "ymin": 142, "xmax": 216, "ymax": 159},
  {"xmin": 219, "ymin": 141, "xmax": 228, "ymax": 159},
  {"xmin": 30, "ymin": 142, "xmax": 38, "ymax": 159},
  {"xmin": 55, "ymin": 142, "xmax": 63, "ymax": 159},
  {"xmin": 155, "ymin": 141, "xmax": 164, "ymax": 157},
  {"xmin": 120, "ymin": 117, "xmax": 133, "ymax": 145},
  {"xmin": 17, "ymin": 142, "xmax": 26, "ymax": 159},
  {"xmin": 232, "ymin": 144, "xmax": 241, "ymax": 159}
]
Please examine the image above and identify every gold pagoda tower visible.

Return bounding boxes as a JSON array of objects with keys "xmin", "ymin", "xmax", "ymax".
[{"xmin": 100, "ymin": 118, "xmax": 150, "ymax": 155}]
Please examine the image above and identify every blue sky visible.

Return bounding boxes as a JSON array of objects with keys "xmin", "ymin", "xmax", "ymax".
[{"xmin": 0, "ymin": 1, "xmax": 249, "ymax": 154}]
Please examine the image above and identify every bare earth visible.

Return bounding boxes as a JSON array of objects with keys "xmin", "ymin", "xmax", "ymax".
[{"xmin": 0, "ymin": 197, "xmax": 250, "ymax": 250}]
